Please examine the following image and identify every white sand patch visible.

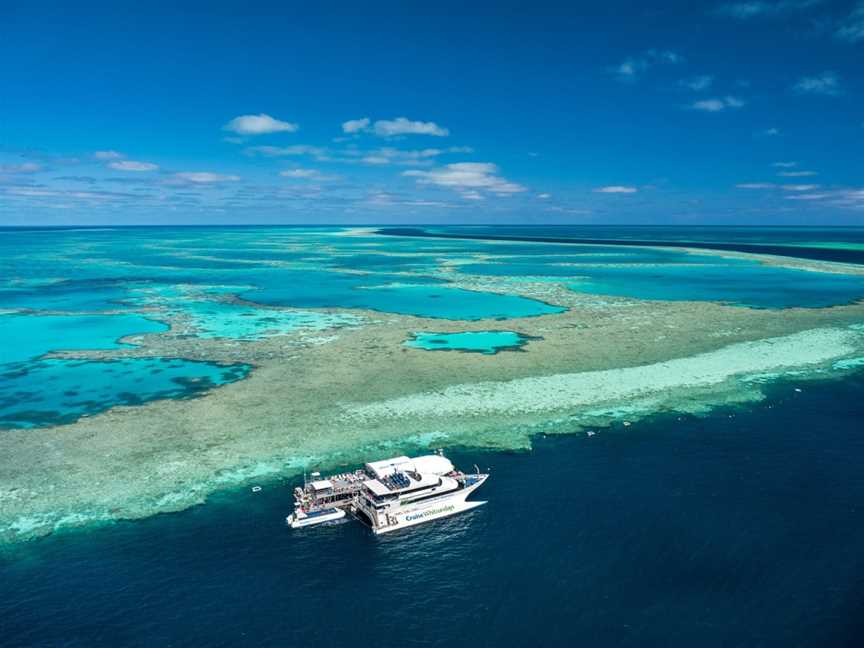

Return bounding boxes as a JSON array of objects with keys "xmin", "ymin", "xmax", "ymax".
[{"xmin": 346, "ymin": 328, "xmax": 863, "ymax": 420}]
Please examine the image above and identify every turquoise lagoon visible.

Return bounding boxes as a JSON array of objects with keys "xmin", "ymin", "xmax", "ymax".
[
  {"xmin": 244, "ymin": 282, "xmax": 564, "ymax": 320},
  {"xmin": 0, "ymin": 311, "xmax": 248, "ymax": 428},
  {"xmin": 0, "ymin": 357, "xmax": 250, "ymax": 429},
  {"xmin": 1, "ymin": 313, "xmax": 167, "ymax": 365},
  {"xmin": 162, "ymin": 298, "xmax": 362, "ymax": 341},
  {"xmin": 405, "ymin": 331, "xmax": 533, "ymax": 354},
  {"xmin": 457, "ymin": 259, "xmax": 864, "ymax": 309}
]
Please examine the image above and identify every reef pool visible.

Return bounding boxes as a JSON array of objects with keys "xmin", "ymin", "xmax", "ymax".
[
  {"xmin": 404, "ymin": 331, "xmax": 533, "ymax": 354},
  {"xmin": 0, "ymin": 357, "xmax": 250, "ymax": 429}
]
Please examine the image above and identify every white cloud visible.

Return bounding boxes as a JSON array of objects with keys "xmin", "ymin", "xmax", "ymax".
[
  {"xmin": 736, "ymin": 183, "xmax": 777, "ymax": 189},
  {"xmin": 778, "ymin": 170, "xmax": 817, "ymax": 177},
  {"xmin": 0, "ymin": 162, "xmax": 41, "ymax": 173},
  {"xmin": 716, "ymin": 0, "xmax": 824, "ymax": 19},
  {"xmin": 342, "ymin": 117, "xmax": 371, "ymax": 134},
  {"xmin": 781, "ymin": 184, "xmax": 820, "ymax": 191},
  {"xmin": 372, "ymin": 117, "xmax": 449, "ymax": 137},
  {"xmin": 173, "ymin": 172, "xmax": 240, "ymax": 183},
  {"xmin": 245, "ymin": 145, "xmax": 328, "ymax": 158},
  {"xmin": 784, "ymin": 192, "xmax": 829, "ymax": 200},
  {"xmin": 681, "ymin": 75, "xmax": 714, "ymax": 91},
  {"xmin": 403, "ymin": 162, "xmax": 525, "ymax": 195},
  {"xmin": 360, "ymin": 156, "xmax": 391, "ymax": 165},
  {"xmin": 772, "ymin": 161, "xmax": 797, "ymax": 167},
  {"xmin": 594, "ymin": 186, "xmax": 638, "ymax": 193},
  {"xmin": 784, "ymin": 188, "xmax": 864, "ymax": 208},
  {"xmin": 279, "ymin": 168, "xmax": 333, "ymax": 180},
  {"xmin": 93, "ymin": 150, "xmax": 124, "ymax": 160},
  {"xmin": 108, "ymin": 160, "xmax": 159, "ymax": 172},
  {"xmin": 759, "ymin": 127, "xmax": 781, "ymax": 136},
  {"xmin": 537, "ymin": 193, "xmax": 551, "ymax": 199},
  {"xmin": 279, "ymin": 169, "xmax": 319, "ymax": 178},
  {"xmin": 792, "ymin": 72, "xmax": 842, "ymax": 95},
  {"xmin": 356, "ymin": 146, "xmax": 472, "ymax": 165},
  {"xmin": 690, "ymin": 96, "xmax": 746, "ymax": 111},
  {"xmin": 223, "ymin": 114, "xmax": 299, "ymax": 135},
  {"xmin": 612, "ymin": 50, "xmax": 682, "ymax": 81},
  {"xmin": 836, "ymin": 3, "xmax": 864, "ymax": 42}
]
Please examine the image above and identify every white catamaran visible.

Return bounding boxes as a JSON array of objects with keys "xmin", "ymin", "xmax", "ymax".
[{"xmin": 287, "ymin": 452, "xmax": 488, "ymax": 534}]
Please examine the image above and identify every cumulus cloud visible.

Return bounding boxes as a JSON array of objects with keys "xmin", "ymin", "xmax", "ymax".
[
  {"xmin": 716, "ymin": 0, "xmax": 824, "ymax": 19},
  {"xmin": 593, "ymin": 186, "xmax": 638, "ymax": 193},
  {"xmin": 836, "ymin": 3, "xmax": 864, "ymax": 42},
  {"xmin": 173, "ymin": 172, "xmax": 240, "ymax": 183},
  {"xmin": 759, "ymin": 127, "xmax": 781, "ymax": 136},
  {"xmin": 108, "ymin": 160, "xmax": 159, "ymax": 172},
  {"xmin": 93, "ymin": 150, "xmax": 124, "ymax": 160},
  {"xmin": 403, "ymin": 162, "xmax": 525, "ymax": 195},
  {"xmin": 690, "ymin": 96, "xmax": 746, "ymax": 111},
  {"xmin": 792, "ymin": 71, "xmax": 842, "ymax": 95},
  {"xmin": 612, "ymin": 50, "xmax": 682, "ymax": 81},
  {"xmin": 372, "ymin": 117, "xmax": 449, "ymax": 137},
  {"xmin": 223, "ymin": 114, "xmax": 299, "ymax": 135},
  {"xmin": 342, "ymin": 117, "xmax": 371, "ymax": 134}
]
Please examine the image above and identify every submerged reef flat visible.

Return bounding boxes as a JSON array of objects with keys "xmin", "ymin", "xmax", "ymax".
[{"xmin": 2, "ymin": 226, "xmax": 864, "ymax": 543}]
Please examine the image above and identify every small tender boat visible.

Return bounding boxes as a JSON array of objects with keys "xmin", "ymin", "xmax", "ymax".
[{"xmin": 286, "ymin": 506, "xmax": 346, "ymax": 528}]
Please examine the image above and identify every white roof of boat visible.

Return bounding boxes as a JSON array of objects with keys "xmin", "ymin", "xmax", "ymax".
[
  {"xmin": 363, "ymin": 472, "xmax": 442, "ymax": 498},
  {"xmin": 365, "ymin": 455, "xmax": 413, "ymax": 479},
  {"xmin": 363, "ymin": 479, "xmax": 393, "ymax": 497},
  {"xmin": 309, "ymin": 479, "xmax": 333, "ymax": 491},
  {"xmin": 364, "ymin": 454, "xmax": 455, "ymax": 479},
  {"xmin": 412, "ymin": 455, "xmax": 454, "ymax": 476}
]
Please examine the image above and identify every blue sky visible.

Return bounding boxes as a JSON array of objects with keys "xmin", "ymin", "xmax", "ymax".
[{"xmin": 1, "ymin": 0, "xmax": 862, "ymax": 225}]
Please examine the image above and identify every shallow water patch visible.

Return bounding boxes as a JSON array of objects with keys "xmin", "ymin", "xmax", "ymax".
[
  {"xmin": 246, "ymin": 281, "xmax": 565, "ymax": 320},
  {"xmin": 566, "ymin": 264, "xmax": 864, "ymax": 309},
  {"xmin": 0, "ymin": 313, "xmax": 167, "ymax": 364},
  {"xmin": 0, "ymin": 357, "xmax": 250, "ymax": 429},
  {"xmin": 404, "ymin": 331, "xmax": 535, "ymax": 355}
]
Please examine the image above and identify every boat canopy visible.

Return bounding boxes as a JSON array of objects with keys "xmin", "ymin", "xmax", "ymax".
[
  {"xmin": 365, "ymin": 454, "xmax": 455, "ymax": 479},
  {"xmin": 365, "ymin": 456, "xmax": 412, "ymax": 479},
  {"xmin": 309, "ymin": 479, "xmax": 333, "ymax": 491},
  {"xmin": 363, "ymin": 479, "xmax": 394, "ymax": 498},
  {"xmin": 411, "ymin": 455, "xmax": 455, "ymax": 476}
]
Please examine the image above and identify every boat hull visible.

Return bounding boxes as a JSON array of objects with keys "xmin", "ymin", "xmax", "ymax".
[{"xmin": 373, "ymin": 475, "xmax": 488, "ymax": 535}]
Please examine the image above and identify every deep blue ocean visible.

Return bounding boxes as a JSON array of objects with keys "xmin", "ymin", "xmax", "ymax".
[{"xmin": 3, "ymin": 374, "xmax": 864, "ymax": 647}]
